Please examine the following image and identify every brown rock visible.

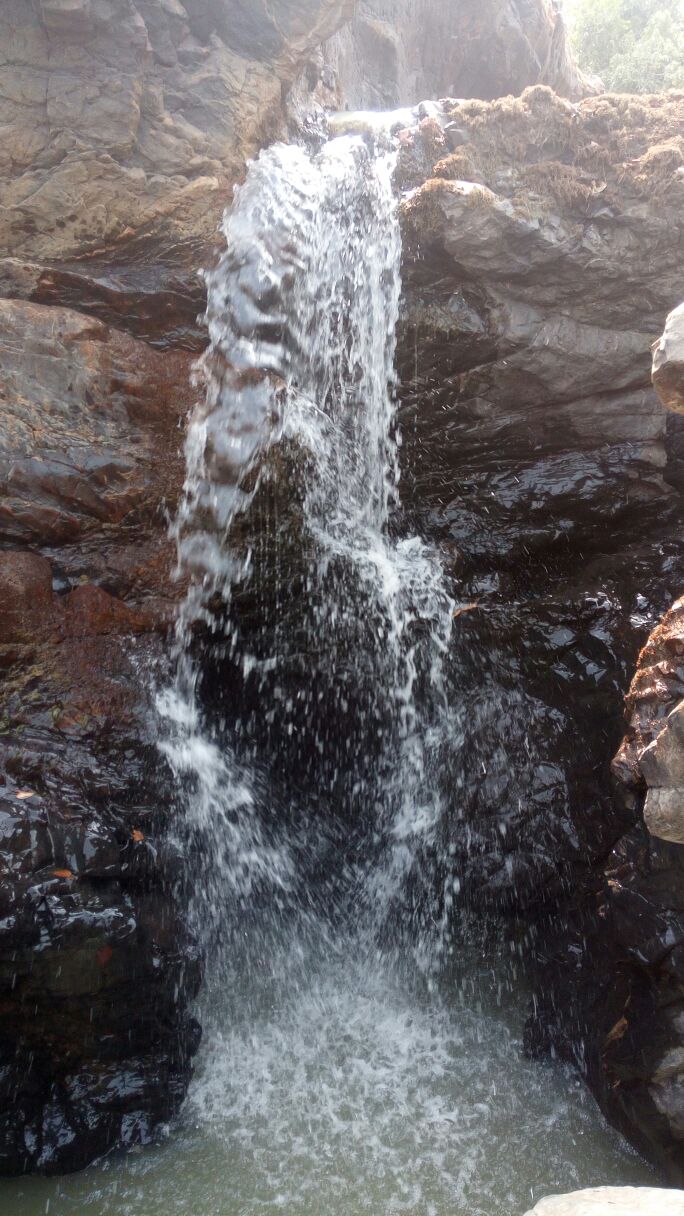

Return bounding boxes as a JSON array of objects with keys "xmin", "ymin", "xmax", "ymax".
[
  {"xmin": 0, "ymin": 551, "xmax": 54, "ymax": 644},
  {"xmin": 0, "ymin": 298, "xmax": 191, "ymax": 552}
]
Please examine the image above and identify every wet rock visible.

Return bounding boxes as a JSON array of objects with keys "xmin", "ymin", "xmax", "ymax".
[
  {"xmin": 0, "ymin": 552, "xmax": 54, "ymax": 644},
  {"xmin": 390, "ymin": 90, "xmax": 684, "ymax": 917},
  {"xmin": 653, "ymin": 303, "xmax": 684, "ymax": 415},
  {"xmin": 0, "ymin": 0, "xmax": 644, "ymax": 1183},
  {"xmin": 527, "ymin": 598, "xmax": 684, "ymax": 1181},
  {"xmin": 397, "ymin": 94, "xmax": 684, "ymax": 568},
  {"xmin": 523, "ymin": 1188, "xmax": 684, "ymax": 1215},
  {"xmin": 0, "ymin": 562, "xmax": 202, "ymax": 1175},
  {"xmin": 0, "ymin": 290, "xmax": 193, "ymax": 1174}
]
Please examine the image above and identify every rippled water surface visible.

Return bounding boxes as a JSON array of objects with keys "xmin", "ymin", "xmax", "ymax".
[{"xmin": 1, "ymin": 935, "xmax": 653, "ymax": 1216}]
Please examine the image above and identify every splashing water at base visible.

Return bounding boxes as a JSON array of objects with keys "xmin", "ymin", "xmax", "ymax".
[
  {"xmin": 0, "ymin": 121, "xmax": 657, "ymax": 1215},
  {"xmin": 0, "ymin": 934, "xmax": 653, "ymax": 1216}
]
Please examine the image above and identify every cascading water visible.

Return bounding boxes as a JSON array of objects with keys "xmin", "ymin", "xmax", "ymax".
[
  {"xmin": 160, "ymin": 128, "xmax": 459, "ymax": 962},
  {"xmin": 1, "ymin": 119, "xmax": 654, "ymax": 1216},
  {"xmin": 150, "ymin": 122, "xmax": 652, "ymax": 1213}
]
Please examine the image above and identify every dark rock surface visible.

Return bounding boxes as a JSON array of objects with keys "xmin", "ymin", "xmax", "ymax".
[
  {"xmin": 0, "ymin": 294, "xmax": 200, "ymax": 1175},
  {"xmin": 522, "ymin": 317, "xmax": 684, "ymax": 1178},
  {"xmin": 0, "ymin": 560, "xmax": 202, "ymax": 1174},
  {"xmin": 389, "ymin": 89, "xmax": 684, "ymax": 906},
  {"xmin": 527, "ymin": 598, "xmax": 684, "ymax": 1183}
]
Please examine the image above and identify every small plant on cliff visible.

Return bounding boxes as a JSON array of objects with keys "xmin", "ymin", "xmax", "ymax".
[{"xmin": 568, "ymin": 0, "xmax": 684, "ymax": 91}]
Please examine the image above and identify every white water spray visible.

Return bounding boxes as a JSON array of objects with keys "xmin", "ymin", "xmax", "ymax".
[
  {"xmin": 143, "ymin": 120, "xmax": 653, "ymax": 1216},
  {"xmin": 160, "ymin": 126, "xmax": 457, "ymax": 957}
]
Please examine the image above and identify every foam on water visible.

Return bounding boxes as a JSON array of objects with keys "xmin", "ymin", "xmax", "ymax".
[{"xmin": 0, "ymin": 937, "xmax": 653, "ymax": 1216}]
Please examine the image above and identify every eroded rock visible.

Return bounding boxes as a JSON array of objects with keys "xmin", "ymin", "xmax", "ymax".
[
  {"xmin": 397, "ymin": 89, "xmax": 684, "ymax": 568},
  {"xmin": 0, "ymin": 563, "xmax": 201, "ymax": 1174},
  {"xmin": 0, "ymin": 298, "xmax": 192, "ymax": 548},
  {"xmin": 325, "ymin": 0, "xmax": 596, "ymax": 111}
]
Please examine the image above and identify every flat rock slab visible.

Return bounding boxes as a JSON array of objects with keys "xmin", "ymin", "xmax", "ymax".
[{"xmin": 524, "ymin": 1187, "xmax": 684, "ymax": 1215}]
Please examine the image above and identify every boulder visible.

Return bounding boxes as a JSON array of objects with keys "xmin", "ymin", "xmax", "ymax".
[
  {"xmin": 653, "ymin": 303, "xmax": 684, "ymax": 415},
  {"xmin": 523, "ymin": 1187, "xmax": 684, "ymax": 1215}
]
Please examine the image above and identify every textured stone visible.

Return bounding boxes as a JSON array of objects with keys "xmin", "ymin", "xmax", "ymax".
[
  {"xmin": 397, "ymin": 89, "xmax": 684, "ymax": 568},
  {"xmin": 523, "ymin": 1188, "xmax": 684, "ymax": 1216},
  {"xmin": 528, "ymin": 597, "xmax": 684, "ymax": 1182},
  {"xmin": 325, "ymin": 0, "xmax": 596, "ymax": 111},
  {"xmin": 639, "ymin": 699, "xmax": 684, "ymax": 842},
  {"xmin": 0, "ymin": 297, "xmax": 192, "ymax": 555},
  {"xmin": 0, "ymin": 551, "xmax": 54, "ymax": 643},
  {"xmin": 644, "ymin": 787, "xmax": 684, "ymax": 844},
  {"xmin": 0, "ymin": 0, "xmax": 585, "ymax": 288}
]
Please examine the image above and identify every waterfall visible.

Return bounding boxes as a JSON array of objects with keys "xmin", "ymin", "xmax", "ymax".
[
  {"xmin": 159, "ymin": 125, "xmax": 458, "ymax": 962},
  {"xmin": 138, "ymin": 121, "xmax": 649, "ymax": 1216},
  {"xmin": 0, "ymin": 115, "xmax": 651, "ymax": 1216}
]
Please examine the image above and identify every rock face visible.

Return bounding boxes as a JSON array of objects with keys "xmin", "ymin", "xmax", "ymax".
[
  {"xmin": 0, "ymin": 0, "xmax": 370, "ymax": 1176},
  {"xmin": 389, "ymin": 88, "xmax": 684, "ymax": 911},
  {"xmin": 0, "ymin": 576, "xmax": 202, "ymax": 1173},
  {"xmin": 0, "ymin": 0, "xmax": 351, "ymax": 268},
  {"xmin": 523, "ymin": 308, "xmax": 684, "ymax": 1175},
  {"xmin": 358, "ymin": 89, "xmax": 684, "ymax": 1180},
  {"xmin": 326, "ymin": 0, "xmax": 595, "ymax": 111},
  {"xmin": 0, "ymin": 0, "xmax": 579, "ymax": 299},
  {"xmin": 0, "ymin": 294, "xmax": 199, "ymax": 1173},
  {"xmin": 0, "ymin": 0, "xmax": 653, "ymax": 1182},
  {"xmin": 523, "ymin": 1188, "xmax": 684, "ymax": 1215}
]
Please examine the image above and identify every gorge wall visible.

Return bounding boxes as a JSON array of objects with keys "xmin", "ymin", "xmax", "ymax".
[
  {"xmin": 1, "ymin": 0, "xmax": 683, "ymax": 1183},
  {"xmin": 529, "ymin": 302, "xmax": 684, "ymax": 1182}
]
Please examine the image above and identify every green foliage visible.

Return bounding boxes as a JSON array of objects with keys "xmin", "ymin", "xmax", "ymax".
[{"xmin": 570, "ymin": 0, "xmax": 684, "ymax": 91}]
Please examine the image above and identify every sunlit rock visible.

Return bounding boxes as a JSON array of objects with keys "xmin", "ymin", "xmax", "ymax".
[
  {"xmin": 523, "ymin": 1186, "xmax": 684, "ymax": 1215},
  {"xmin": 653, "ymin": 302, "xmax": 684, "ymax": 415}
]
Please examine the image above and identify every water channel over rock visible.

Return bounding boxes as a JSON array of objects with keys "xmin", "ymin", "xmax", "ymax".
[{"xmin": 0, "ymin": 118, "xmax": 657, "ymax": 1214}]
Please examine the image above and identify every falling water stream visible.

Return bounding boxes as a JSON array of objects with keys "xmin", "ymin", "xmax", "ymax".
[{"xmin": 1, "ymin": 120, "xmax": 655, "ymax": 1214}]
